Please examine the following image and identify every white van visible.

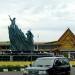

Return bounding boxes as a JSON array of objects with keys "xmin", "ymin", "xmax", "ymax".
[{"xmin": 23, "ymin": 57, "xmax": 70, "ymax": 75}]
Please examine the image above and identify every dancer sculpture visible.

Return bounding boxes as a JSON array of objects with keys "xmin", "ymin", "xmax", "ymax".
[{"xmin": 8, "ymin": 16, "xmax": 34, "ymax": 51}]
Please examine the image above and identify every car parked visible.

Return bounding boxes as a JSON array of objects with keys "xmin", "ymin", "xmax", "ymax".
[{"xmin": 23, "ymin": 56, "xmax": 71, "ymax": 75}]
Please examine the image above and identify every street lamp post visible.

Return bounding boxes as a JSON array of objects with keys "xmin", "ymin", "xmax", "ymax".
[{"xmin": 37, "ymin": 34, "xmax": 39, "ymax": 51}]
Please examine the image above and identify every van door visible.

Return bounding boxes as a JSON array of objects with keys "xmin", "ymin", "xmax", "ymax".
[{"xmin": 53, "ymin": 58, "xmax": 63, "ymax": 75}]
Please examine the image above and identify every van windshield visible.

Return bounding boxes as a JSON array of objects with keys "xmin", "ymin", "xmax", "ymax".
[{"xmin": 32, "ymin": 58, "xmax": 54, "ymax": 67}]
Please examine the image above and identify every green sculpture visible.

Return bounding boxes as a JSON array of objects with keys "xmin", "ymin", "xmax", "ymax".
[
  {"xmin": 8, "ymin": 16, "xmax": 34, "ymax": 51},
  {"xmin": 26, "ymin": 30, "xmax": 34, "ymax": 50}
]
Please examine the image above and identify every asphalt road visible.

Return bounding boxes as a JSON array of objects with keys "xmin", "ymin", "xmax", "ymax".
[
  {"xmin": 0, "ymin": 71, "xmax": 23, "ymax": 75},
  {"xmin": 71, "ymin": 67, "xmax": 75, "ymax": 75},
  {"xmin": 0, "ymin": 67, "xmax": 74, "ymax": 75}
]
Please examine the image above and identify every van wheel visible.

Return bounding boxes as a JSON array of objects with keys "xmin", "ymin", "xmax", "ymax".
[{"xmin": 65, "ymin": 72, "xmax": 70, "ymax": 75}]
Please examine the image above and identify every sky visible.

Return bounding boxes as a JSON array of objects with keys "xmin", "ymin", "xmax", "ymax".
[{"xmin": 0, "ymin": 0, "xmax": 75, "ymax": 42}]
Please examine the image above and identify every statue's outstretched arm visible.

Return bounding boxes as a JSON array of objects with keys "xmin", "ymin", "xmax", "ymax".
[{"xmin": 8, "ymin": 15, "xmax": 12, "ymax": 21}]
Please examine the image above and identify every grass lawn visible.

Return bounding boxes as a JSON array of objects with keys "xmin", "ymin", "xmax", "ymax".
[
  {"xmin": 0, "ymin": 61, "xmax": 32, "ymax": 67},
  {"xmin": 70, "ymin": 61, "xmax": 75, "ymax": 65}
]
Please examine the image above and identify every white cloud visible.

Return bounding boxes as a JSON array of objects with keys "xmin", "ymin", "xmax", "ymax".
[{"xmin": 0, "ymin": 0, "xmax": 75, "ymax": 42}]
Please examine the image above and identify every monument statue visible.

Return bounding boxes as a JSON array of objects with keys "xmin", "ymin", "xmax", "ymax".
[
  {"xmin": 8, "ymin": 16, "xmax": 34, "ymax": 51},
  {"xmin": 26, "ymin": 30, "xmax": 34, "ymax": 50}
]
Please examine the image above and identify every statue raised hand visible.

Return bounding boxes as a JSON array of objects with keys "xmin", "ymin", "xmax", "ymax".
[{"xmin": 9, "ymin": 16, "xmax": 16, "ymax": 25}]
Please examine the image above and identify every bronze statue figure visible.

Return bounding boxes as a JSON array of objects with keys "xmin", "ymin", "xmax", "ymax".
[{"xmin": 8, "ymin": 16, "xmax": 34, "ymax": 51}]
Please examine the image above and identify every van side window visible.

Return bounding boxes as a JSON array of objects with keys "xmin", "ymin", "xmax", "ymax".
[
  {"xmin": 54, "ymin": 59, "xmax": 62, "ymax": 66},
  {"xmin": 55, "ymin": 58, "xmax": 69, "ymax": 66}
]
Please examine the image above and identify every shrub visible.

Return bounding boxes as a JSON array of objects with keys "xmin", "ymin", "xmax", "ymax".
[
  {"xmin": 0, "ymin": 66, "xmax": 3, "ymax": 72},
  {"xmin": 7, "ymin": 65, "xmax": 14, "ymax": 71},
  {"xmin": 14, "ymin": 65, "xmax": 20, "ymax": 71}
]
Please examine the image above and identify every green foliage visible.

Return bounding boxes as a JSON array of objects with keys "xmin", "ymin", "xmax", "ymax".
[
  {"xmin": 0, "ymin": 65, "xmax": 23, "ymax": 72},
  {"xmin": 7, "ymin": 65, "xmax": 23, "ymax": 71},
  {"xmin": 63, "ymin": 53, "xmax": 68, "ymax": 58},
  {"xmin": 0, "ymin": 66, "xmax": 4, "ymax": 72}
]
